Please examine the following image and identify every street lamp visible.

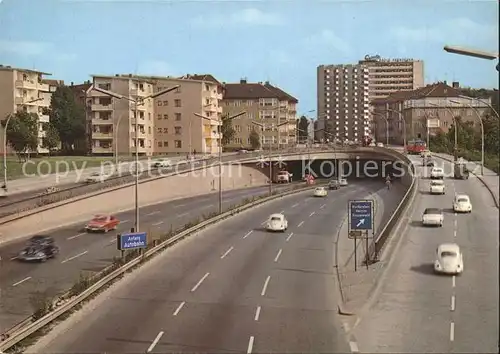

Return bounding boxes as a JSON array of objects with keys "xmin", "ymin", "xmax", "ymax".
[
  {"xmin": 443, "ymin": 45, "xmax": 498, "ymax": 60},
  {"xmin": 92, "ymin": 84, "xmax": 180, "ymax": 232},
  {"xmin": 372, "ymin": 112, "xmax": 389, "ymax": 145},
  {"xmin": 194, "ymin": 111, "xmax": 245, "ymax": 213},
  {"xmin": 2, "ymin": 97, "xmax": 44, "ymax": 191},
  {"xmin": 252, "ymin": 121, "xmax": 288, "ymax": 196},
  {"xmin": 114, "ymin": 113, "xmax": 126, "ymax": 170},
  {"xmin": 459, "ymin": 95, "xmax": 500, "ymax": 120},
  {"xmin": 428, "ymin": 102, "xmax": 459, "ymax": 161},
  {"xmin": 450, "ymin": 100, "xmax": 485, "ymax": 175}
]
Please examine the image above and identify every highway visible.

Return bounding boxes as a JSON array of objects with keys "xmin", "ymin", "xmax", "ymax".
[
  {"xmin": 27, "ymin": 179, "xmax": 404, "ymax": 354},
  {"xmin": 351, "ymin": 156, "xmax": 499, "ymax": 353},
  {"xmin": 0, "ymin": 183, "xmax": 300, "ymax": 332}
]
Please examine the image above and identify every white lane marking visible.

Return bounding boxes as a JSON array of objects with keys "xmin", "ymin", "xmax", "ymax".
[
  {"xmin": 286, "ymin": 232, "xmax": 294, "ymax": 242},
  {"xmin": 203, "ymin": 204, "xmax": 215, "ymax": 209},
  {"xmin": 121, "ymin": 219, "xmax": 130, "ymax": 223},
  {"xmin": 254, "ymin": 306, "xmax": 261, "ymax": 321},
  {"xmin": 173, "ymin": 301, "xmax": 185, "ymax": 316},
  {"xmin": 452, "ymin": 275, "xmax": 456, "ymax": 288},
  {"xmin": 10, "ymin": 256, "xmax": 18, "ymax": 260},
  {"xmin": 12, "ymin": 277, "xmax": 31, "ymax": 287},
  {"xmin": 309, "ymin": 211, "xmax": 315, "ymax": 217},
  {"xmin": 291, "ymin": 203, "xmax": 299, "ymax": 208},
  {"xmin": 146, "ymin": 211, "xmax": 160, "ymax": 216},
  {"xmin": 147, "ymin": 331, "xmax": 164, "ymax": 353},
  {"xmin": 109, "ymin": 238, "xmax": 116, "ymax": 244},
  {"xmin": 297, "ymin": 221, "xmax": 304, "ymax": 227},
  {"xmin": 67, "ymin": 232, "xmax": 86, "ymax": 240},
  {"xmin": 152, "ymin": 221, "xmax": 164, "ymax": 226},
  {"xmin": 261, "ymin": 275, "xmax": 271, "ymax": 296},
  {"xmin": 191, "ymin": 272, "xmax": 210, "ymax": 292},
  {"xmin": 174, "ymin": 203, "xmax": 186, "ymax": 208},
  {"xmin": 220, "ymin": 246, "xmax": 234, "ymax": 259},
  {"xmin": 349, "ymin": 341, "xmax": 359, "ymax": 353},
  {"xmin": 454, "ymin": 219, "xmax": 457, "ymax": 227},
  {"xmin": 177, "ymin": 212, "xmax": 189, "ymax": 218},
  {"xmin": 274, "ymin": 249, "xmax": 282, "ymax": 263},
  {"xmin": 450, "ymin": 322, "xmax": 455, "ymax": 341},
  {"xmin": 451, "ymin": 295, "xmax": 456, "ymax": 311},
  {"xmin": 261, "ymin": 220, "xmax": 267, "ymax": 226},
  {"xmin": 247, "ymin": 336, "xmax": 254, "ymax": 354},
  {"xmin": 320, "ymin": 204, "xmax": 326, "ymax": 209},
  {"xmin": 61, "ymin": 250, "xmax": 88, "ymax": 264},
  {"xmin": 453, "ymin": 229, "xmax": 457, "ymax": 238},
  {"xmin": 243, "ymin": 230, "xmax": 253, "ymax": 239}
]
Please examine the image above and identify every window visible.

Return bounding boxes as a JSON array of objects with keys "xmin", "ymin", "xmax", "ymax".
[
  {"xmin": 174, "ymin": 99, "xmax": 181, "ymax": 107},
  {"xmin": 175, "ymin": 126, "xmax": 182, "ymax": 135},
  {"xmin": 139, "ymin": 83, "xmax": 144, "ymax": 91},
  {"xmin": 157, "ymin": 128, "xmax": 162, "ymax": 134},
  {"xmin": 163, "ymin": 141, "xmax": 168, "ymax": 147},
  {"xmin": 158, "ymin": 141, "xmax": 163, "ymax": 147},
  {"xmin": 175, "ymin": 140, "xmax": 182, "ymax": 148},
  {"xmin": 175, "ymin": 113, "xmax": 181, "ymax": 121},
  {"xmin": 205, "ymin": 84, "xmax": 210, "ymax": 91},
  {"xmin": 163, "ymin": 100, "xmax": 168, "ymax": 106},
  {"xmin": 235, "ymin": 125, "xmax": 242, "ymax": 132},
  {"xmin": 163, "ymin": 114, "xmax": 168, "ymax": 119},
  {"xmin": 163, "ymin": 128, "xmax": 168, "ymax": 133},
  {"xmin": 157, "ymin": 114, "xmax": 162, "ymax": 119},
  {"xmin": 175, "ymin": 87, "xmax": 181, "ymax": 93},
  {"xmin": 148, "ymin": 126, "xmax": 151, "ymax": 134}
]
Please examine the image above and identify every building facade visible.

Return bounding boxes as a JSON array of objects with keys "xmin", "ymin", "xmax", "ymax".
[
  {"xmin": 371, "ymin": 82, "xmax": 491, "ymax": 145},
  {"xmin": 69, "ymin": 81, "xmax": 93, "ymax": 154},
  {"xmin": 317, "ymin": 64, "xmax": 371, "ymax": 143},
  {"xmin": 89, "ymin": 74, "xmax": 223, "ymax": 156},
  {"xmin": 222, "ymin": 79, "xmax": 298, "ymax": 150},
  {"xmin": 0, "ymin": 65, "xmax": 53, "ymax": 154}
]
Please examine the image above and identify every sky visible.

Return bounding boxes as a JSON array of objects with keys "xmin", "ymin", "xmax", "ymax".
[{"xmin": 0, "ymin": 0, "xmax": 498, "ymax": 115}]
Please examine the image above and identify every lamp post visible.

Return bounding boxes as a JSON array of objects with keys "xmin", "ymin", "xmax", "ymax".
[
  {"xmin": 92, "ymin": 84, "xmax": 179, "ymax": 232},
  {"xmin": 429, "ymin": 102, "xmax": 459, "ymax": 161},
  {"xmin": 372, "ymin": 113, "xmax": 389, "ymax": 145},
  {"xmin": 114, "ymin": 113, "xmax": 125, "ymax": 170},
  {"xmin": 194, "ymin": 111, "xmax": 245, "ymax": 213},
  {"xmin": 459, "ymin": 95, "xmax": 500, "ymax": 120},
  {"xmin": 252, "ymin": 121, "xmax": 288, "ymax": 196},
  {"xmin": 376, "ymin": 107, "xmax": 407, "ymax": 148},
  {"xmin": 443, "ymin": 45, "xmax": 498, "ymax": 60},
  {"xmin": 3, "ymin": 97, "xmax": 44, "ymax": 190}
]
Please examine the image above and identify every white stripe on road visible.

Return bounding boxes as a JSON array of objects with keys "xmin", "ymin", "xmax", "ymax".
[
  {"xmin": 320, "ymin": 204, "xmax": 326, "ymax": 209},
  {"xmin": 452, "ymin": 275, "xmax": 456, "ymax": 288},
  {"xmin": 286, "ymin": 232, "xmax": 294, "ymax": 242},
  {"xmin": 243, "ymin": 230, "xmax": 253, "ymax": 239},
  {"xmin": 67, "ymin": 233, "xmax": 86, "ymax": 240},
  {"xmin": 297, "ymin": 221, "xmax": 304, "ymax": 227},
  {"xmin": 152, "ymin": 221, "xmax": 164, "ymax": 226},
  {"xmin": 291, "ymin": 203, "xmax": 299, "ymax": 208},
  {"xmin": 254, "ymin": 306, "xmax": 261, "ymax": 321},
  {"xmin": 220, "ymin": 246, "xmax": 234, "ymax": 259},
  {"xmin": 247, "ymin": 336, "xmax": 255, "ymax": 354},
  {"xmin": 349, "ymin": 341, "xmax": 359, "ymax": 353},
  {"xmin": 12, "ymin": 277, "xmax": 31, "ymax": 287},
  {"xmin": 261, "ymin": 275, "xmax": 271, "ymax": 296},
  {"xmin": 191, "ymin": 272, "xmax": 210, "ymax": 292},
  {"xmin": 274, "ymin": 249, "xmax": 282, "ymax": 263},
  {"xmin": 309, "ymin": 212, "xmax": 315, "ymax": 217},
  {"xmin": 147, "ymin": 331, "xmax": 164, "ymax": 352},
  {"xmin": 146, "ymin": 211, "xmax": 160, "ymax": 216},
  {"xmin": 451, "ymin": 295, "xmax": 455, "ymax": 311},
  {"xmin": 173, "ymin": 301, "xmax": 185, "ymax": 316},
  {"xmin": 450, "ymin": 322, "xmax": 455, "ymax": 341},
  {"xmin": 61, "ymin": 251, "xmax": 88, "ymax": 264}
]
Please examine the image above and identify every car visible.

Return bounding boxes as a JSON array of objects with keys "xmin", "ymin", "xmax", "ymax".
[
  {"xmin": 85, "ymin": 214, "xmax": 120, "ymax": 232},
  {"xmin": 266, "ymin": 213, "xmax": 288, "ymax": 232},
  {"xmin": 313, "ymin": 186, "xmax": 328, "ymax": 197},
  {"xmin": 453, "ymin": 194, "xmax": 472, "ymax": 213},
  {"xmin": 276, "ymin": 170, "xmax": 292, "ymax": 183},
  {"xmin": 430, "ymin": 167, "xmax": 444, "ymax": 179},
  {"xmin": 328, "ymin": 179, "xmax": 340, "ymax": 190},
  {"xmin": 152, "ymin": 159, "xmax": 171, "ymax": 168},
  {"xmin": 369, "ymin": 142, "xmax": 376, "ymax": 147},
  {"xmin": 422, "ymin": 207, "xmax": 444, "ymax": 227},
  {"xmin": 420, "ymin": 149, "xmax": 431, "ymax": 158},
  {"xmin": 422, "ymin": 157, "xmax": 435, "ymax": 167},
  {"xmin": 376, "ymin": 142, "xmax": 384, "ymax": 147},
  {"xmin": 454, "ymin": 163, "xmax": 469, "ymax": 179},
  {"xmin": 339, "ymin": 178, "xmax": 348, "ymax": 186},
  {"xmin": 85, "ymin": 172, "xmax": 107, "ymax": 183},
  {"xmin": 434, "ymin": 243, "xmax": 464, "ymax": 275},
  {"xmin": 18, "ymin": 236, "xmax": 59, "ymax": 262},
  {"xmin": 429, "ymin": 180, "xmax": 445, "ymax": 195}
]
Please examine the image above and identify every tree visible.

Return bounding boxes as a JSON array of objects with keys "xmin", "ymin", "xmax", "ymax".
[
  {"xmin": 49, "ymin": 86, "xmax": 86, "ymax": 154},
  {"xmin": 221, "ymin": 114, "xmax": 236, "ymax": 146},
  {"xmin": 42, "ymin": 122, "xmax": 61, "ymax": 154},
  {"xmin": 249, "ymin": 129, "xmax": 261, "ymax": 149},
  {"xmin": 2, "ymin": 111, "xmax": 39, "ymax": 161},
  {"xmin": 297, "ymin": 116, "xmax": 309, "ymax": 143}
]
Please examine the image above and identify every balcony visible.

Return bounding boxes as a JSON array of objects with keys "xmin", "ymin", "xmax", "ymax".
[
  {"xmin": 15, "ymin": 80, "xmax": 49, "ymax": 92},
  {"xmin": 91, "ymin": 104, "xmax": 113, "ymax": 111},
  {"xmin": 133, "ymin": 130, "xmax": 147, "ymax": 138},
  {"xmin": 92, "ymin": 119, "xmax": 113, "ymax": 125},
  {"xmin": 39, "ymin": 114, "xmax": 50, "ymax": 123},
  {"xmin": 203, "ymin": 130, "xmax": 220, "ymax": 139},
  {"xmin": 15, "ymin": 96, "xmax": 42, "ymax": 105},
  {"xmin": 92, "ymin": 146, "xmax": 113, "ymax": 154},
  {"xmin": 92, "ymin": 132, "xmax": 113, "ymax": 139}
]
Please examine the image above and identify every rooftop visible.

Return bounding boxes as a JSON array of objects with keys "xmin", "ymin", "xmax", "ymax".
[
  {"xmin": 0, "ymin": 64, "xmax": 51, "ymax": 76},
  {"xmin": 223, "ymin": 79, "xmax": 298, "ymax": 103},
  {"xmin": 371, "ymin": 82, "xmax": 462, "ymax": 105}
]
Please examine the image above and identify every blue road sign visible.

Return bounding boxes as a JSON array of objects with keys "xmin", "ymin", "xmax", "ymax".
[
  {"xmin": 349, "ymin": 200, "xmax": 374, "ymax": 230},
  {"xmin": 118, "ymin": 232, "xmax": 147, "ymax": 250}
]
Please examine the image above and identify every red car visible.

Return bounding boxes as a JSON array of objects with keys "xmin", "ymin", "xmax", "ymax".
[{"xmin": 85, "ymin": 215, "xmax": 120, "ymax": 232}]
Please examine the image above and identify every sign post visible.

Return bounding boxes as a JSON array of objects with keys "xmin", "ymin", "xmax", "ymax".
[{"xmin": 348, "ymin": 200, "xmax": 374, "ymax": 271}]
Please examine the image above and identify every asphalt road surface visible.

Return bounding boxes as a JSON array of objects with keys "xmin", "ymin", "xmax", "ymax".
[
  {"xmin": 0, "ymin": 183, "xmax": 302, "ymax": 332},
  {"xmin": 351, "ymin": 156, "xmax": 499, "ymax": 353},
  {"xmin": 28, "ymin": 179, "xmax": 404, "ymax": 354}
]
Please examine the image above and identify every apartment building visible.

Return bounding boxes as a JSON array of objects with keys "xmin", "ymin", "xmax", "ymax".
[
  {"xmin": 0, "ymin": 65, "xmax": 52, "ymax": 154},
  {"xmin": 371, "ymin": 81, "xmax": 491, "ymax": 145},
  {"xmin": 222, "ymin": 79, "xmax": 298, "ymax": 150},
  {"xmin": 317, "ymin": 64, "xmax": 371, "ymax": 143},
  {"xmin": 89, "ymin": 74, "xmax": 223, "ymax": 156},
  {"xmin": 359, "ymin": 55, "xmax": 424, "ymax": 100}
]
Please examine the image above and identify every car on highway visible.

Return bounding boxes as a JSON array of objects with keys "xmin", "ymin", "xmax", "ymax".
[
  {"xmin": 434, "ymin": 243, "xmax": 464, "ymax": 275},
  {"xmin": 420, "ymin": 149, "xmax": 431, "ymax": 158},
  {"xmin": 18, "ymin": 236, "xmax": 59, "ymax": 262},
  {"xmin": 376, "ymin": 142, "xmax": 384, "ymax": 147},
  {"xmin": 429, "ymin": 167, "xmax": 444, "ymax": 179},
  {"xmin": 85, "ymin": 214, "xmax": 120, "ymax": 232},
  {"xmin": 85, "ymin": 172, "xmax": 107, "ymax": 183},
  {"xmin": 276, "ymin": 170, "xmax": 292, "ymax": 183},
  {"xmin": 328, "ymin": 179, "xmax": 340, "ymax": 190},
  {"xmin": 152, "ymin": 159, "xmax": 171, "ymax": 168},
  {"xmin": 339, "ymin": 178, "xmax": 348, "ymax": 186},
  {"xmin": 429, "ymin": 180, "xmax": 445, "ymax": 195},
  {"xmin": 453, "ymin": 163, "xmax": 470, "ymax": 179},
  {"xmin": 422, "ymin": 208, "xmax": 444, "ymax": 227},
  {"xmin": 422, "ymin": 157, "xmax": 435, "ymax": 167},
  {"xmin": 266, "ymin": 213, "xmax": 288, "ymax": 232},
  {"xmin": 453, "ymin": 194, "xmax": 472, "ymax": 213},
  {"xmin": 313, "ymin": 186, "xmax": 328, "ymax": 197}
]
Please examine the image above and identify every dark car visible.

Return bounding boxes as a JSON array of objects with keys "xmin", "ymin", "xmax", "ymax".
[
  {"xmin": 328, "ymin": 179, "xmax": 340, "ymax": 190},
  {"xmin": 454, "ymin": 163, "xmax": 469, "ymax": 179},
  {"xmin": 18, "ymin": 236, "xmax": 59, "ymax": 262}
]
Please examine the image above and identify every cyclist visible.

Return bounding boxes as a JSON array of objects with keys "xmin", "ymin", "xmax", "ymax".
[{"xmin": 385, "ymin": 175, "xmax": 392, "ymax": 189}]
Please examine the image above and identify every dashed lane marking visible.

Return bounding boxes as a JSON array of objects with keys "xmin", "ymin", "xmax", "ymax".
[
  {"xmin": 450, "ymin": 322, "xmax": 455, "ymax": 341},
  {"xmin": 286, "ymin": 232, "xmax": 294, "ymax": 242},
  {"xmin": 220, "ymin": 246, "xmax": 234, "ymax": 259},
  {"xmin": 61, "ymin": 250, "xmax": 88, "ymax": 264},
  {"xmin": 191, "ymin": 272, "xmax": 209, "ymax": 292},
  {"xmin": 297, "ymin": 221, "xmax": 304, "ymax": 227},
  {"xmin": 67, "ymin": 233, "xmax": 86, "ymax": 240},
  {"xmin": 173, "ymin": 301, "xmax": 185, "ymax": 316},
  {"xmin": 254, "ymin": 306, "xmax": 261, "ymax": 321},
  {"xmin": 12, "ymin": 277, "xmax": 31, "ymax": 287},
  {"xmin": 261, "ymin": 276, "xmax": 271, "ymax": 296},
  {"xmin": 309, "ymin": 211, "xmax": 315, "ymax": 217},
  {"xmin": 152, "ymin": 221, "xmax": 164, "ymax": 226},
  {"xmin": 147, "ymin": 331, "xmax": 164, "ymax": 353},
  {"xmin": 247, "ymin": 336, "xmax": 255, "ymax": 354},
  {"xmin": 243, "ymin": 230, "xmax": 253, "ymax": 239},
  {"xmin": 451, "ymin": 295, "xmax": 456, "ymax": 311},
  {"xmin": 274, "ymin": 249, "xmax": 282, "ymax": 263}
]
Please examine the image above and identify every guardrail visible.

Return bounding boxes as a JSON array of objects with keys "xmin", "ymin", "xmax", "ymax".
[{"xmin": 0, "ymin": 182, "xmax": 323, "ymax": 353}]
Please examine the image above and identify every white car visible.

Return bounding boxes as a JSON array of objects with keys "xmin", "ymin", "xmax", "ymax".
[
  {"xmin": 420, "ymin": 149, "xmax": 431, "ymax": 158},
  {"xmin": 85, "ymin": 172, "xmax": 107, "ymax": 183},
  {"xmin": 430, "ymin": 167, "xmax": 444, "ymax": 179},
  {"xmin": 276, "ymin": 171, "xmax": 292, "ymax": 183},
  {"xmin": 152, "ymin": 159, "xmax": 171, "ymax": 168},
  {"xmin": 313, "ymin": 186, "xmax": 328, "ymax": 197},
  {"xmin": 266, "ymin": 213, "xmax": 288, "ymax": 232},
  {"xmin": 376, "ymin": 142, "xmax": 384, "ymax": 147},
  {"xmin": 339, "ymin": 178, "xmax": 348, "ymax": 186},
  {"xmin": 422, "ymin": 208, "xmax": 443, "ymax": 227},
  {"xmin": 434, "ymin": 243, "xmax": 464, "ymax": 275},
  {"xmin": 429, "ymin": 180, "xmax": 445, "ymax": 195},
  {"xmin": 453, "ymin": 194, "xmax": 472, "ymax": 213}
]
